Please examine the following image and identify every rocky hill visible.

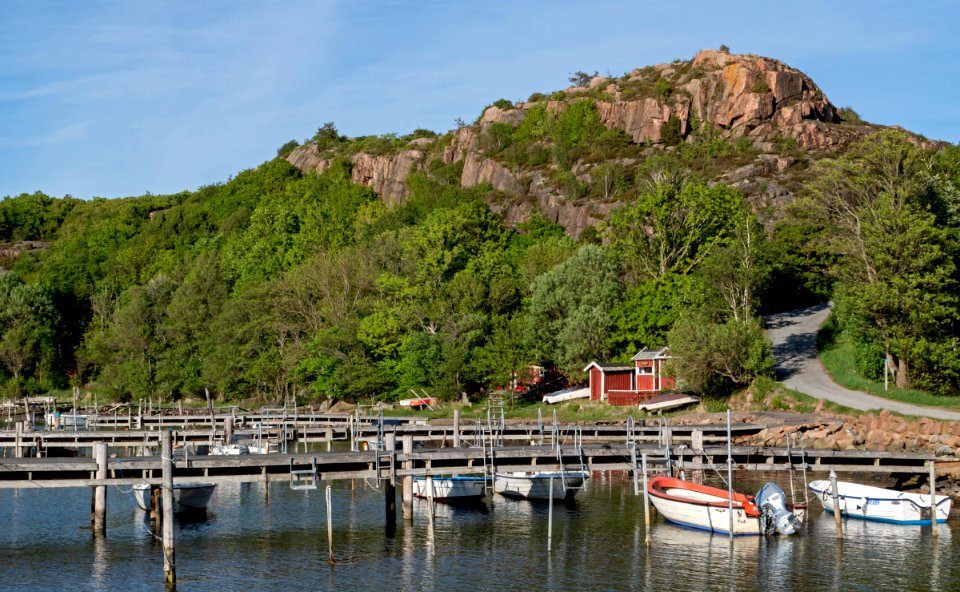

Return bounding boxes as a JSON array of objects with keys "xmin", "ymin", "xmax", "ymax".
[{"xmin": 286, "ymin": 48, "xmax": 938, "ymax": 237}]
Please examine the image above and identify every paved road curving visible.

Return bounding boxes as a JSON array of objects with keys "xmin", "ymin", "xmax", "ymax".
[{"xmin": 765, "ymin": 303, "xmax": 960, "ymax": 421}]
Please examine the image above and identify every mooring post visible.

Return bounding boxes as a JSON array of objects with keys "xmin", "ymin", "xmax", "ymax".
[
  {"xmin": 547, "ymin": 476, "xmax": 554, "ymax": 552},
  {"xmin": 161, "ymin": 430, "xmax": 176, "ymax": 585},
  {"xmin": 15, "ymin": 421, "xmax": 22, "ymax": 458},
  {"xmin": 426, "ymin": 476, "xmax": 436, "ymax": 557},
  {"xmin": 384, "ymin": 431, "xmax": 397, "ymax": 532},
  {"xmin": 453, "ymin": 409, "xmax": 461, "ymax": 447},
  {"xmin": 930, "ymin": 460, "xmax": 938, "ymax": 537},
  {"xmin": 641, "ymin": 452, "xmax": 651, "ymax": 547},
  {"xmin": 726, "ymin": 409, "xmax": 734, "ymax": 540},
  {"xmin": 691, "ymin": 429, "xmax": 704, "ymax": 485},
  {"xmin": 324, "ymin": 485, "xmax": 335, "ymax": 565},
  {"xmin": 829, "ymin": 470, "xmax": 842, "ymax": 540},
  {"xmin": 264, "ymin": 468, "xmax": 270, "ymax": 504},
  {"xmin": 92, "ymin": 442, "xmax": 108, "ymax": 535},
  {"xmin": 224, "ymin": 416, "xmax": 234, "ymax": 445},
  {"xmin": 402, "ymin": 434, "xmax": 413, "ymax": 520},
  {"xmin": 326, "ymin": 427, "xmax": 333, "ymax": 452}
]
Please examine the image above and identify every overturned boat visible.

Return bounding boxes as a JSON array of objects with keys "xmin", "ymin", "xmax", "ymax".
[{"xmin": 647, "ymin": 476, "xmax": 804, "ymax": 535}]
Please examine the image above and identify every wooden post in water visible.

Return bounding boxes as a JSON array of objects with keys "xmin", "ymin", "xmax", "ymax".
[
  {"xmin": 326, "ymin": 427, "xmax": 333, "ymax": 452},
  {"xmin": 930, "ymin": 461, "xmax": 938, "ymax": 537},
  {"xmin": 547, "ymin": 476, "xmax": 554, "ymax": 552},
  {"xmin": 92, "ymin": 442, "xmax": 108, "ymax": 535},
  {"xmin": 263, "ymin": 468, "xmax": 270, "ymax": 504},
  {"xmin": 161, "ymin": 430, "xmax": 176, "ymax": 585},
  {"xmin": 726, "ymin": 409, "xmax": 734, "ymax": 540},
  {"xmin": 453, "ymin": 409, "xmax": 461, "ymax": 447},
  {"xmin": 15, "ymin": 421, "xmax": 22, "ymax": 458},
  {"xmin": 691, "ymin": 429, "xmax": 704, "ymax": 485},
  {"xmin": 641, "ymin": 452, "xmax": 651, "ymax": 547},
  {"xmin": 224, "ymin": 416, "xmax": 234, "ymax": 445},
  {"xmin": 384, "ymin": 431, "xmax": 397, "ymax": 533},
  {"xmin": 402, "ymin": 434, "xmax": 413, "ymax": 520},
  {"xmin": 829, "ymin": 470, "xmax": 842, "ymax": 540},
  {"xmin": 325, "ymin": 485, "xmax": 335, "ymax": 565}
]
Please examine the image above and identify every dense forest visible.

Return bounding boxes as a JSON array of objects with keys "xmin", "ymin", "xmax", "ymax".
[{"xmin": 2, "ymin": 103, "xmax": 960, "ymax": 405}]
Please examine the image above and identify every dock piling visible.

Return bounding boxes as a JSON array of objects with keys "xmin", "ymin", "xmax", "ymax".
[
  {"xmin": 325, "ymin": 485, "xmax": 335, "ymax": 565},
  {"xmin": 453, "ymin": 409, "xmax": 460, "ymax": 447},
  {"xmin": 402, "ymin": 435, "xmax": 413, "ymax": 520},
  {"xmin": 92, "ymin": 442, "xmax": 107, "ymax": 535},
  {"xmin": 384, "ymin": 431, "xmax": 397, "ymax": 533},
  {"xmin": 930, "ymin": 460, "xmax": 938, "ymax": 537},
  {"xmin": 641, "ymin": 452, "xmax": 651, "ymax": 547},
  {"xmin": 829, "ymin": 470, "xmax": 842, "ymax": 540},
  {"xmin": 161, "ymin": 430, "xmax": 176, "ymax": 585},
  {"xmin": 224, "ymin": 416, "xmax": 234, "ymax": 445},
  {"xmin": 547, "ymin": 476, "xmax": 554, "ymax": 552}
]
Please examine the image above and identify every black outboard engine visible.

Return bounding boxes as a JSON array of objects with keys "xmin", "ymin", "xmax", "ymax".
[{"xmin": 756, "ymin": 482, "xmax": 801, "ymax": 535}]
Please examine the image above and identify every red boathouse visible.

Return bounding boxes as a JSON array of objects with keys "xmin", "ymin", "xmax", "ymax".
[{"xmin": 584, "ymin": 347, "xmax": 676, "ymax": 406}]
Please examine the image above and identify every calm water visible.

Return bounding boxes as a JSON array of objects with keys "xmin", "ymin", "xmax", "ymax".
[{"xmin": 1, "ymin": 472, "xmax": 957, "ymax": 591}]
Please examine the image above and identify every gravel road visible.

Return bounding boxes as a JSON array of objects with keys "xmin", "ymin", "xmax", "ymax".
[{"xmin": 765, "ymin": 303, "xmax": 960, "ymax": 421}]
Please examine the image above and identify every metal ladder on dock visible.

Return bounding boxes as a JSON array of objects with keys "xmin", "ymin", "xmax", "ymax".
[{"xmin": 289, "ymin": 457, "xmax": 318, "ymax": 490}]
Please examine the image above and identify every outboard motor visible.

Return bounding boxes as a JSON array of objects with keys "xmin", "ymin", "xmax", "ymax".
[{"xmin": 756, "ymin": 482, "xmax": 801, "ymax": 535}]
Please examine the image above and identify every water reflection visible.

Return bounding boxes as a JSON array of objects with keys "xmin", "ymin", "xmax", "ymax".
[{"xmin": 1, "ymin": 476, "xmax": 960, "ymax": 591}]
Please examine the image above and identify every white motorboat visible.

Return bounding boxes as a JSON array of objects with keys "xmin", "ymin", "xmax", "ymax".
[
  {"xmin": 210, "ymin": 443, "xmax": 249, "ymax": 456},
  {"xmin": 45, "ymin": 412, "xmax": 87, "ymax": 429},
  {"xmin": 808, "ymin": 479, "xmax": 952, "ymax": 525},
  {"xmin": 133, "ymin": 483, "xmax": 217, "ymax": 514},
  {"xmin": 494, "ymin": 470, "xmax": 589, "ymax": 501},
  {"xmin": 647, "ymin": 476, "xmax": 804, "ymax": 536},
  {"xmin": 413, "ymin": 476, "xmax": 487, "ymax": 502}
]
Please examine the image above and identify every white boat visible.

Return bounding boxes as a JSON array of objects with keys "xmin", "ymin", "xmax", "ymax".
[
  {"xmin": 494, "ymin": 470, "xmax": 589, "ymax": 501},
  {"xmin": 45, "ymin": 412, "xmax": 87, "ymax": 429},
  {"xmin": 541, "ymin": 387, "xmax": 590, "ymax": 404},
  {"xmin": 413, "ymin": 476, "xmax": 487, "ymax": 502},
  {"xmin": 132, "ymin": 483, "xmax": 217, "ymax": 514},
  {"xmin": 209, "ymin": 443, "xmax": 249, "ymax": 455},
  {"xmin": 647, "ymin": 476, "xmax": 803, "ymax": 536},
  {"xmin": 808, "ymin": 479, "xmax": 952, "ymax": 525}
]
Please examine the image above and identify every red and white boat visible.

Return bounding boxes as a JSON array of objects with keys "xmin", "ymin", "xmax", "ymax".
[{"xmin": 647, "ymin": 476, "xmax": 804, "ymax": 536}]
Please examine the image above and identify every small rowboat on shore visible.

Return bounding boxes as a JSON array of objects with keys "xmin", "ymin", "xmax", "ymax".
[
  {"xmin": 647, "ymin": 476, "xmax": 803, "ymax": 536},
  {"xmin": 808, "ymin": 480, "xmax": 952, "ymax": 525},
  {"xmin": 398, "ymin": 396, "xmax": 437, "ymax": 409}
]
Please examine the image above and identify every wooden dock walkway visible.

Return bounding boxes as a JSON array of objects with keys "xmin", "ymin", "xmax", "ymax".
[{"xmin": 0, "ymin": 441, "xmax": 950, "ymax": 489}]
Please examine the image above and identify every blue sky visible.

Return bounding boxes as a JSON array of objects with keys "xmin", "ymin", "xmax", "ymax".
[{"xmin": 1, "ymin": 0, "xmax": 958, "ymax": 200}]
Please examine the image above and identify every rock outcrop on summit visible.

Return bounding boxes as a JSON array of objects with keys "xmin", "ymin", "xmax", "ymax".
[{"xmin": 286, "ymin": 48, "xmax": 938, "ymax": 237}]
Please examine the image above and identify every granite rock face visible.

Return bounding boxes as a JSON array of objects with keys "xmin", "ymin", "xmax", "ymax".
[{"xmin": 286, "ymin": 48, "xmax": 938, "ymax": 237}]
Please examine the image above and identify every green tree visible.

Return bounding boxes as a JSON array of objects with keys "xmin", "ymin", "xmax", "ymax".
[
  {"xmin": 606, "ymin": 181, "xmax": 743, "ymax": 286},
  {"xmin": 525, "ymin": 245, "xmax": 621, "ymax": 369},
  {"xmin": 802, "ymin": 130, "xmax": 959, "ymax": 390},
  {"xmin": 0, "ymin": 274, "xmax": 59, "ymax": 393}
]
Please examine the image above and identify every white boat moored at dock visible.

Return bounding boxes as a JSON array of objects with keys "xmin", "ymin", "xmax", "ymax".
[
  {"xmin": 808, "ymin": 479, "xmax": 952, "ymax": 525},
  {"xmin": 132, "ymin": 483, "xmax": 217, "ymax": 514},
  {"xmin": 494, "ymin": 470, "xmax": 589, "ymax": 501}
]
